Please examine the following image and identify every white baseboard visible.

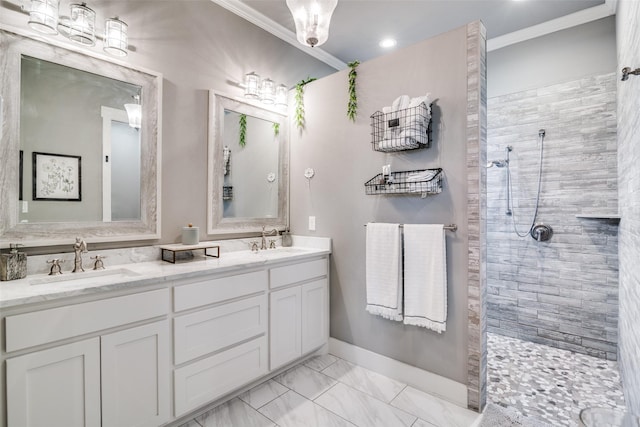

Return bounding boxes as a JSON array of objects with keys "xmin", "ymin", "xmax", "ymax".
[{"xmin": 328, "ymin": 337, "xmax": 468, "ymax": 408}]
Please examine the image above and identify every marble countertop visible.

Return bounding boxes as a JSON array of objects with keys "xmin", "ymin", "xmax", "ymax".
[{"xmin": 0, "ymin": 244, "xmax": 330, "ymax": 309}]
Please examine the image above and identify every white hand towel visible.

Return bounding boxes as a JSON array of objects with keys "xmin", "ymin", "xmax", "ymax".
[
  {"xmin": 365, "ymin": 223, "xmax": 403, "ymax": 321},
  {"xmin": 403, "ymin": 224, "xmax": 447, "ymax": 332}
]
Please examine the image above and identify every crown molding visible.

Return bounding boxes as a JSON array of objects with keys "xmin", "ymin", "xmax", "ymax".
[
  {"xmin": 488, "ymin": 0, "xmax": 617, "ymax": 52},
  {"xmin": 209, "ymin": 0, "xmax": 347, "ymax": 70}
]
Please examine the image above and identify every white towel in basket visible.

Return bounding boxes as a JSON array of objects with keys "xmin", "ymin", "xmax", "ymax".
[
  {"xmin": 365, "ymin": 223, "xmax": 403, "ymax": 321},
  {"xmin": 403, "ymin": 224, "xmax": 447, "ymax": 332}
]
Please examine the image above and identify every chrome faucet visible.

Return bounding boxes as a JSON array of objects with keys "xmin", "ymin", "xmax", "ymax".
[
  {"xmin": 261, "ymin": 226, "xmax": 278, "ymax": 250},
  {"xmin": 72, "ymin": 237, "xmax": 88, "ymax": 273}
]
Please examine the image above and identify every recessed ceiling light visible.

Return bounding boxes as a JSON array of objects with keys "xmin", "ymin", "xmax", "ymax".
[{"xmin": 379, "ymin": 38, "xmax": 397, "ymax": 49}]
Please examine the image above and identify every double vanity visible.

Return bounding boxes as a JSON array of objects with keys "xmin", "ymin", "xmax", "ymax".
[{"xmin": 0, "ymin": 239, "xmax": 331, "ymax": 427}]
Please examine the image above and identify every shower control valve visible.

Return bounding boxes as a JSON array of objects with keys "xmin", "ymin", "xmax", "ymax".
[{"xmin": 531, "ymin": 223, "xmax": 553, "ymax": 242}]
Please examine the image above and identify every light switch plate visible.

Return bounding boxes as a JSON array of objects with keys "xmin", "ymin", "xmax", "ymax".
[{"xmin": 308, "ymin": 216, "xmax": 316, "ymax": 231}]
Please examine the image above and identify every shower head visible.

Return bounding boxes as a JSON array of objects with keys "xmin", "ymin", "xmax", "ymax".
[
  {"xmin": 486, "ymin": 160, "xmax": 507, "ymax": 168},
  {"xmin": 538, "ymin": 129, "xmax": 546, "ymax": 137}
]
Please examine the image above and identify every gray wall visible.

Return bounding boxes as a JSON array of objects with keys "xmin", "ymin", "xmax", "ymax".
[
  {"xmin": 486, "ymin": 73, "xmax": 619, "ymax": 360},
  {"xmin": 290, "ymin": 25, "xmax": 473, "ymax": 385},
  {"xmin": 488, "ymin": 16, "xmax": 616, "ymax": 98},
  {"xmin": 1, "ymin": 0, "xmax": 336, "ymax": 246},
  {"xmin": 616, "ymin": 0, "xmax": 640, "ymax": 414}
]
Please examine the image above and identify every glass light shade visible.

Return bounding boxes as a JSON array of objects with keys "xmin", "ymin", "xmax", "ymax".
[
  {"xmin": 104, "ymin": 18, "xmax": 128, "ymax": 57},
  {"xmin": 28, "ymin": 0, "xmax": 59, "ymax": 35},
  {"xmin": 244, "ymin": 72, "xmax": 261, "ymax": 99},
  {"xmin": 68, "ymin": 3, "xmax": 96, "ymax": 46},
  {"xmin": 275, "ymin": 84, "xmax": 288, "ymax": 107},
  {"xmin": 260, "ymin": 78, "xmax": 275, "ymax": 104},
  {"xmin": 124, "ymin": 102, "xmax": 141, "ymax": 129},
  {"xmin": 286, "ymin": 0, "xmax": 338, "ymax": 47}
]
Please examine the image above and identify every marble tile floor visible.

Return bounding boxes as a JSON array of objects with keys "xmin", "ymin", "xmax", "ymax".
[
  {"xmin": 178, "ymin": 353, "xmax": 480, "ymax": 427},
  {"xmin": 487, "ymin": 332, "xmax": 627, "ymax": 426}
]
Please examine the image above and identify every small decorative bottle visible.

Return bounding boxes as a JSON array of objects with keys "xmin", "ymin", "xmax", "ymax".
[{"xmin": 0, "ymin": 244, "xmax": 27, "ymax": 281}]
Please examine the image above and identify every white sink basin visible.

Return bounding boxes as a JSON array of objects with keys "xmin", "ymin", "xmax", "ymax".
[{"xmin": 29, "ymin": 268, "xmax": 141, "ymax": 286}]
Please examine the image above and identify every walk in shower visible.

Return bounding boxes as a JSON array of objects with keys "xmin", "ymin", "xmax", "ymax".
[{"xmin": 485, "ymin": 72, "xmax": 624, "ymax": 424}]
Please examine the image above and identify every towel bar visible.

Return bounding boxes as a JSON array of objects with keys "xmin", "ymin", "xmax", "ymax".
[{"xmin": 364, "ymin": 224, "xmax": 457, "ymax": 232}]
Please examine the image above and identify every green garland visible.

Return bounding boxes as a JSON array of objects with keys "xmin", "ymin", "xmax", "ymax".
[
  {"xmin": 295, "ymin": 77, "xmax": 316, "ymax": 130},
  {"xmin": 239, "ymin": 114, "xmax": 247, "ymax": 147},
  {"xmin": 347, "ymin": 60, "xmax": 360, "ymax": 122},
  {"xmin": 273, "ymin": 122, "xmax": 280, "ymax": 137}
]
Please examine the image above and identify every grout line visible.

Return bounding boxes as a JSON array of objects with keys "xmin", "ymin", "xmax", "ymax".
[{"xmin": 389, "ymin": 384, "xmax": 409, "ymax": 405}]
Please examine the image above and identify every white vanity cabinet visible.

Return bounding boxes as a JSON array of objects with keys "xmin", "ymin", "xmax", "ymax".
[
  {"xmin": 269, "ymin": 258, "xmax": 329, "ymax": 370},
  {"xmin": 6, "ymin": 337, "xmax": 102, "ymax": 427},
  {"xmin": 4, "ymin": 289, "xmax": 170, "ymax": 427},
  {"xmin": 172, "ymin": 270, "xmax": 270, "ymax": 416},
  {"xmin": 1, "ymin": 248, "xmax": 331, "ymax": 427}
]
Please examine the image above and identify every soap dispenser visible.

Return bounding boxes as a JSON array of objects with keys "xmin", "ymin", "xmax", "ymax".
[{"xmin": 0, "ymin": 243, "xmax": 27, "ymax": 281}]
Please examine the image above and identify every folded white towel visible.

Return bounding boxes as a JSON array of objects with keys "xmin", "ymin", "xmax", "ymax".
[
  {"xmin": 366, "ymin": 223, "xmax": 403, "ymax": 321},
  {"xmin": 378, "ymin": 137, "xmax": 420, "ymax": 150},
  {"xmin": 403, "ymin": 224, "xmax": 447, "ymax": 332},
  {"xmin": 391, "ymin": 95, "xmax": 410, "ymax": 112},
  {"xmin": 406, "ymin": 170, "xmax": 437, "ymax": 182}
]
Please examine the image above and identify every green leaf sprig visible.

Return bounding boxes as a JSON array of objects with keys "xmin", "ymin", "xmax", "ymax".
[
  {"xmin": 239, "ymin": 114, "xmax": 247, "ymax": 147},
  {"xmin": 273, "ymin": 122, "xmax": 280, "ymax": 137},
  {"xmin": 347, "ymin": 60, "xmax": 360, "ymax": 122},
  {"xmin": 295, "ymin": 77, "xmax": 316, "ymax": 130}
]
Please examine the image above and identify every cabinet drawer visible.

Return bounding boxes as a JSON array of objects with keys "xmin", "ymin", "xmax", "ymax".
[
  {"xmin": 5, "ymin": 289, "xmax": 169, "ymax": 353},
  {"xmin": 173, "ymin": 336, "xmax": 268, "ymax": 416},
  {"xmin": 269, "ymin": 258, "xmax": 328, "ymax": 289},
  {"xmin": 174, "ymin": 295, "xmax": 267, "ymax": 364},
  {"xmin": 174, "ymin": 270, "xmax": 267, "ymax": 312}
]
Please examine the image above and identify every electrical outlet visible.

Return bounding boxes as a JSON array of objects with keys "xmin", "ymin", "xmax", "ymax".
[
  {"xmin": 308, "ymin": 216, "xmax": 316, "ymax": 231},
  {"xmin": 22, "ymin": 201, "xmax": 28, "ymax": 213}
]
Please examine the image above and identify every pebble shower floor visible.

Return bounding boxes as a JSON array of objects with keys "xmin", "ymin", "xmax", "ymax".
[{"xmin": 488, "ymin": 332, "xmax": 626, "ymax": 426}]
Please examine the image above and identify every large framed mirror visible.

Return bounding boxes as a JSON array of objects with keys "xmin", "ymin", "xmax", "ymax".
[
  {"xmin": 0, "ymin": 29, "xmax": 161, "ymax": 247},
  {"xmin": 208, "ymin": 92, "xmax": 288, "ymax": 235}
]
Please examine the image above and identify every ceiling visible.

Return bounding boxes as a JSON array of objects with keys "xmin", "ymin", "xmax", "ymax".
[{"xmin": 211, "ymin": 0, "xmax": 615, "ymax": 70}]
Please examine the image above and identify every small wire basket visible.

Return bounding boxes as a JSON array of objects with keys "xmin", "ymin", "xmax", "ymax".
[
  {"xmin": 370, "ymin": 102, "xmax": 432, "ymax": 152},
  {"xmin": 365, "ymin": 168, "xmax": 443, "ymax": 196},
  {"xmin": 223, "ymin": 186, "xmax": 233, "ymax": 200}
]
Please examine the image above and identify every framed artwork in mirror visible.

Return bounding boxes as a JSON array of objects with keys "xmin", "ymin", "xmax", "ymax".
[
  {"xmin": 32, "ymin": 152, "xmax": 82, "ymax": 201},
  {"xmin": 19, "ymin": 150, "xmax": 23, "ymax": 201}
]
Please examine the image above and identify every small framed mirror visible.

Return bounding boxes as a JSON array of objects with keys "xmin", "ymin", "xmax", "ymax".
[
  {"xmin": 207, "ymin": 92, "xmax": 289, "ymax": 235},
  {"xmin": 0, "ymin": 29, "xmax": 161, "ymax": 247}
]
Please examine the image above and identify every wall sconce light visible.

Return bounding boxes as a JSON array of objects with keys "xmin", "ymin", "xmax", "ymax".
[
  {"xmin": 242, "ymin": 73, "xmax": 288, "ymax": 109},
  {"xmin": 124, "ymin": 94, "xmax": 141, "ymax": 129},
  {"xmin": 103, "ymin": 17, "xmax": 128, "ymax": 57},
  {"xmin": 28, "ymin": 0, "xmax": 60, "ymax": 35},
  {"xmin": 275, "ymin": 84, "xmax": 288, "ymax": 108},
  {"xmin": 24, "ymin": 1, "xmax": 129, "ymax": 56},
  {"xmin": 260, "ymin": 78, "xmax": 275, "ymax": 104},
  {"xmin": 244, "ymin": 72, "xmax": 261, "ymax": 99},
  {"xmin": 67, "ymin": 3, "xmax": 96, "ymax": 46},
  {"xmin": 286, "ymin": 0, "xmax": 338, "ymax": 48}
]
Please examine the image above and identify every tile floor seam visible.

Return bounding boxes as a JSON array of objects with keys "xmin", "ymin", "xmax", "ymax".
[
  {"xmin": 315, "ymin": 382, "xmax": 419, "ymax": 427},
  {"xmin": 389, "ymin": 384, "xmax": 409, "ymax": 405},
  {"xmin": 289, "ymin": 389, "xmax": 358, "ymax": 427}
]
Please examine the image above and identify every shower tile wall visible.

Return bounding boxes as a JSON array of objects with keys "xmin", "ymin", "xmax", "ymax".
[
  {"xmin": 486, "ymin": 72, "xmax": 618, "ymax": 360},
  {"xmin": 617, "ymin": 0, "xmax": 640, "ymax": 413}
]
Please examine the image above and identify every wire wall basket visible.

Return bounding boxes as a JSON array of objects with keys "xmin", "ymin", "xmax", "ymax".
[
  {"xmin": 370, "ymin": 102, "xmax": 432, "ymax": 152},
  {"xmin": 223, "ymin": 186, "xmax": 233, "ymax": 200},
  {"xmin": 365, "ymin": 168, "xmax": 442, "ymax": 196}
]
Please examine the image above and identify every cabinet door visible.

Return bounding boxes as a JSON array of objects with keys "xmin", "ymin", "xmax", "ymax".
[
  {"xmin": 302, "ymin": 278, "xmax": 328, "ymax": 354},
  {"xmin": 101, "ymin": 320, "xmax": 170, "ymax": 427},
  {"xmin": 6, "ymin": 337, "xmax": 101, "ymax": 427},
  {"xmin": 270, "ymin": 286, "xmax": 302, "ymax": 370}
]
